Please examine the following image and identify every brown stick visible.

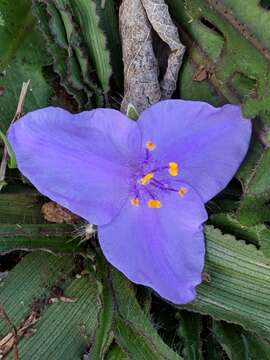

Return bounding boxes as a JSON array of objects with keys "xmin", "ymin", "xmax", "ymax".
[
  {"xmin": 0, "ymin": 305, "xmax": 19, "ymax": 360},
  {"xmin": 0, "ymin": 80, "xmax": 30, "ymax": 186}
]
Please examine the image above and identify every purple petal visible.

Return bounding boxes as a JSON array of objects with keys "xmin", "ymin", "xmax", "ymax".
[
  {"xmin": 98, "ymin": 183, "xmax": 207, "ymax": 304},
  {"xmin": 138, "ymin": 100, "xmax": 251, "ymax": 202},
  {"xmin": 8, "ymin": 107, "xmax": 141, "ymax": 225}
]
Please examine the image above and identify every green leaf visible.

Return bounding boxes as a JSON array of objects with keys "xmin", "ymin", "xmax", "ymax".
[
  {"xmin": 203, "ymin": 323, "xmax": 222, "ymax": 360},
  {"xmin": 126, "ymin": 103, "xmax": 139, "ymax": 120},
  {"xmin": 0, "ymin": 252, "xmax": 73, "ymax": 333},
  {"xmin": 0, "ymin": 0, "xmax": 52, "ymax": 131},
  {"xmin": 114, "ymin": 318, "xmax": 174, "ymax": 360},
  {"xmin": 210, "ymin": 213, "xmax": 260, "ymax": 246},
  {"xmin": 52, "ymin": 0, "xmax": 98, "ymax": 103},
  {"xmin": 0, "ymin": 187, "xmax": 83, "ymax": 254},
  {"xmin": 15, "ymin": 276, "xmax": 101, "ymax": 359},
  {"xmin": 222, "ymin": 216, "xmax": 270, "ymax": 259},
  {"xmin": 87, "ymin": 257, "xmax": 114, "ymax": 359},
  {"xmin": 237, "ymin": 197, "xmax": 270, "ymax": 226},
  {"xmin": 105, "ymin": 345, "xmax": 129, "ymax": 360},
  {"xmin": 111, "ymin": 270, "xmax": 182, "ymax": 360},
  {"xmin": 216, "ymin": 0, "xmax": 270, "ymax": 50},
  {"xmin": 0, "ymin": 252, "xmax": 102, "ymax": 360},
  {"xmin": 241, "ymin": 331, "xmax": 270, "ymax": 359},
  {"xmin": 236, "ymin": 131, "xmax": 270, "ymax": 223},
  {"xmin": 32, "ymin": 0, "xmax": 89, "ymax": 108},
  {"xmin": 0, "ymin": 130, "xmax": 17, "ymax": 168},
  {"xmin": 212, "ymin": 321, "xmax": 246, "ymax": 360},
  {"xmin": 180, "ymin": 226, "xmax": 270, "ymax": 338},
  {"xmin": 95, "ymin": 0, "xmax": 123, "ymax": 88},
  {"xmin": 70, "ymin": 0, "xmax": 112, "ymax": 92},
  {"xmin": 0, "ymin": 223, "xmax": 78, "ymax": 254},
  {"xmin": 237, "ymin": 137, "xmax": 264, "ymax": 191},
  {"xmin": 0, "ymin": 188, "xmax": 44, "ymax": 224},
  {"xmin": 177, "ymin": 311, "xmax": 203, "ymax": 360},
  {"xmin": 213, "ymin": 321, "xmax": 270, "ymax": 360},
  {"xmin": 0, "ymin": 180, "xmax": 7, "ymax": 191},
  {"xmin": 33, "ymin": 0, "xmax": 115, "ymax": 107},
  {"xmin": 258, "ymin": 229, "xmax": 270, "ymax": 259},
  {"xmin": 0, "ymin": 0, "xmax": 34, "ymax": 68},
  {"xmin": 179, "ymin": 61, "xmax": 226, "ymax": 107},
  {"xmin": 241, "ymin": 147, "xmax": 270, "ymax": 199},
  {"xmin": 168, "ymin": 0, "xmax": 270, "ymax": 122},
  {"xmin": 212, "ymin": 212, "xmax": 270, "ymax": 259}
]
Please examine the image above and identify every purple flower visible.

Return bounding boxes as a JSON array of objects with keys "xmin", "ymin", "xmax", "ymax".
[{"xmin": 7, "ymin": 100, "xmax": 251, "ymax": 304}]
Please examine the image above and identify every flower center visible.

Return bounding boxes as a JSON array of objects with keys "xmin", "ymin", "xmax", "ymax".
[{"xmin": 130, "ymin": 141, "xmax": 187, "ymax": 208}]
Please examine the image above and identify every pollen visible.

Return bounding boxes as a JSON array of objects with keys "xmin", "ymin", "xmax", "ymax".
[
  {"xmin": 147, "ymin": 199, "xmax": 162, "ymax": 208},
  {"xmin": 178, "ymin": 186, "xmax": 188, "ymax": 197},
  {"xmin": 146, "ymin": 141, "xmax": 156, "ymax": 151},
  {"xmin": 168, "ymin": 162, "xmax": 179, "ymax": 176},
  {"xmin": 130, "ymin": 197, "xmax": 140, "ymax": 206},
  {"xmin": 140, "ymin": 172, "xmax": 154, "ymax": 185}
]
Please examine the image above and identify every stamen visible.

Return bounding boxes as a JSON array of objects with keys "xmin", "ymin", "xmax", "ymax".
[
  {"xmin": 146, "ymin": 141, "xmax": 156, "ymax": 151},
  {"xmin": 178, "ymin": 187, "xmax": 188, "ymax": 197},
  {"xmin": 130, "ymin": 197, "xmax": 140, "ymax": 206},
  {"xmin": 147, "ymin": 199, "xmax": 162, "ymax": 208},
  {"xmin": 140, "ymin": 172, "xmax": 154, "ymax": 185},
  {"xmin": 151, "ymin": 178, "xmax": 166, "ymax": 189},
  {"xmin": 168, "ymin": 162, "xmax": 178, "ymax": 176}
]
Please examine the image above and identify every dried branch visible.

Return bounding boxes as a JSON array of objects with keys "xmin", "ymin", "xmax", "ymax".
[
  {"xmin": 0, "ymin": 305, "xmax": 19, "ymax": 360},
  {"xmin": 0, "ymin": 306, "xmax": 40, "ymax": 359},
  {"xmin": 0, "ymin": 81, "xmax": 30, "ymax": 188}
]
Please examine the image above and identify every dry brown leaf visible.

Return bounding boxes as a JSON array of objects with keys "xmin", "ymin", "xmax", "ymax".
[
  {"xmin": 59, "ymin": 296, "xmax": 77, "ymax": 303},
  {"xmin": 0, "ymin": 332, "xmax": 15, "ymax": 358},
  {"xmin": 17, "ymin": 312, "xmax": 39, "ymax": 337},
  {"xmin": 49, "ymin": 296, "xmax": 77, "ymax": 304},
  {"xmin": 41, "ymin": 201, "xmax": 79, "ymax": 224},
  {"xmin": 120, "ymin": 0, "xmax": 185, "ymax": 113},
  {"xmin": 0, "ymin": 305, "xmax": 20, "ymax": 359},
  {"xmin": 120, "ymin": 0, "xmax": 161, "ymax": 113},
  {"xmin": 141, "ymin": 0, "xmax": 185, "ymax": 99},
  {"xmin": 0, "ymin": 272, "xmax": 8, "ymax": 282},
  {"xmin": 192, "ymin": 65, "xmax": 214, "ymax": 82},
  {"xmin": 0, "ymin": 308, "xmax": 39, "ymax": 358}
]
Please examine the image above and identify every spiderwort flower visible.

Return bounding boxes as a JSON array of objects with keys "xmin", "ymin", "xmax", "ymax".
[{"xmin": 7, "ymin": 100, "xmax": 251, "ymax": 304}]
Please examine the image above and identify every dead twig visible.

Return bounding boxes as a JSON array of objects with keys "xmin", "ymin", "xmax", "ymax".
[
  {"xmin": 0, "ymin": 80, "xmax": 30, "ymax": 188},
  {"xmin": 0, "ymin": 307, "xmax": 40, "ymax": 359},
  {"xmin": 0, "ymin": 305, "xmax": 19, "ymax": 360}
]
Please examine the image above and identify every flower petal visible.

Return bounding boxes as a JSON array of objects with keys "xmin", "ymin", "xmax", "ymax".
[
  {"xmin": 138, "ymin": 100, "xmax": 251, "ymax": 202},
  {"xmin": 8, "ymin": 107, "xmax": 141, "ymax": 225},
  {"xmin": 98, "ymin": 183, "xmax": 207, "ymax": 304}
]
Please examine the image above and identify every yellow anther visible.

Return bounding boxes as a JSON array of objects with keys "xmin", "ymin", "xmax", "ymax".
[
  {"xmin": 130, "ymin": 197, "xmax": 140, "ymax": 206},
  {"xmin": 140, "ymin": 172, "xmax": 154, "ymax": 185},
  {"xmin": 178, "ymin": 187, "xmax": 188, "ymax": 197},
  {"xmin": 168, "ymin": 162, "xmax": 178, "ymax": 176},
  {"xmin": 146, "ymin": 141, "xmax": 156, "ymax": 151},
  {"xmin": 147, "ymin": 199, "xmax": 162, "ymax": 208}
]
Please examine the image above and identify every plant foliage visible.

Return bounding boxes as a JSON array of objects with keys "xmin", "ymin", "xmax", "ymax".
[{"xmin": 1, "ymin": 0, "xmax": 270, "ymax": 358}]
